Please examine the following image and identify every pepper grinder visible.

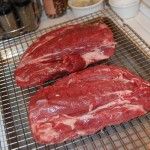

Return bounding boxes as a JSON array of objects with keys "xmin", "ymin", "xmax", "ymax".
[
  {"xmin": 32, "ymin": 0, "xmax": 42, "ymax": 22},
  {"xmin": 0, "ymin": 2, "xmax": 19, "ymax": 37},
  {"xmin": 14, "ymin": 0, "xmax": 39, "ymax": 32}
]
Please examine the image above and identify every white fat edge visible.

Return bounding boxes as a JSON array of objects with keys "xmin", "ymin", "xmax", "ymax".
[
  {"xmin": 38, "ymin": 123, "xmax": 59, "ymax": 139},
  {"xmin": 144, "ymin": 82, "xmax": 150, "ymax": 86},
  {"xmin": 31, "ymin": 123, "xmax": 37, "ymax": 134},
  {"xmin": 33, "ymin": 114, "xmax": 60, "ymax": 125},
  {"xmin": 57, "ymin": 99, "xmax": 131, "ymax": 128},
  {"xmin": 51, "ymin": 115, "xmax": 60, "ymax": 120},
  {"xmin": 55, "ymin": 94, "xmax": 60, "ymax": 97},
  {"xmin": 55, "ymin": 113, "xmax": 93, "ymax": 130},
  {"xmin": 40, "ymin": 130, "xmax": 58, "ymax": 142},
  {"xmin": 19, "ymin": 46, "xmax": 73, "ymax": 69},
  {"xmin": 82, "ymin": 48, "xmax": 108, "ymax": 66},
  {"xmin": 115, "ymin": 73, "xmax": 150, "ymax": 87},
  {"xmin": 36, "ymin": 47, "xmax": 74, "ymax": 63},
  {"xmin": 124, "ymin": 104, "xmax": 147, "ymax": 113},
  {"xmin": 23, "ymin": 38, "xmax": 53, "ymax": 58},
  {"xmin": 31, "ymin": 34, "xmax": 57, "ymax": 51},
  {"xmin": 18, "ymin": 51, "xmax": 63, "ymax": 68},
  {"xmin": 115, "ymin": 73, "xmax": 131, "ymax": 83},
  {"xmin": 30, "ymin": 109, "xmax": 59, "ymax": 123},
  {"xmin": 133, "ymin": 78, "xmax": 150, "ymax": 87},
  {"xmin": 56, "ymin": 114, "xmax": 92, "ymax": 130},
  {"xmin": 114, "ymin": 72, "xmax": 142, "ymax": 84},
  {"xmin": 131, "ymin": 96, "xmax": 138, "ymax": 101},
  {"xmin": 89, "ymin": 104, "xmax": 94, "ymax": 111},
  {"xmin": 30, "ymin": 109, "xmax": 41, "ymax": 120},
  {"xmin": 88, "ymin": 99, "xmax": 130, "ymax": 115},
  {"xmin": 57, "ymin": 116, "xmax": 77, "ymax": 130},
  {"xmin": 58, "ymin": 137, "xmax": 70, "ymax": 144},
  {"xmin": 36, "ymin": 99, "xmax": 48, "ymax": 106},
  {"xmin": 30, "ymin": 113, "xmax": 49, "ymax": 124},
  {"xmin": 40, "ymin": 106, "xmax": 61, "ymax": 114},
  {"xmin": 101, "ymin": 68, "xmax": 110, "ymax": 72},
  {"xmin": 19, "ymin": 41, "xmax": 115, "ymax": 68},
  {"xmin": 109, "ymin": 111, "xmax": 123, "ymax": 119},
  {"xmin": 77, "ymin": 131, "xmax": 86, "ymax": 135},
  {"xmin": 15, "ymin": 76, "xmax": 29, "ymax": 82},
  {"xmin": 22, "ymin": 25, "xmax": 75, "ymax": 59},
  {"xmin": 101, "ymin": 40, "xmax": 116, "ymax": 48},
  {"xmin": 103, "ymin": 90, "xmax": 132, "ymax": 97},
  {"xmin": 48, "ymin": 99, "xmax": 131, "ymax": 132},
  {"xmin": 15, "ymin": 70, "xmax": 43, "ymax": 82},
  {"xmin": 67, "ymin": 78, "xmax": 75, "ymax": 85},
  {"xmin": 36, "ymin": 118, "xmax": 48, "ymax": 123},
  {"xmin": 99, "ymin": 23, "xmax": 108, "ymax": 29},
  {"xmin": 30, "ymin": 108, "xmax": 50, "ymax": 123},
  {"xmin": 79, "ymin": 114, "xmax": 93, "ymax": 121},
  {"xmin": 65, "ymin": 99, "xmax": 131, "ymax": 126}
]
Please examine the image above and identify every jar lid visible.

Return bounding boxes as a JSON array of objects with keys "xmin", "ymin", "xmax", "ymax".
[
  {"xmin": 109, "ymin": 0, "xmax": 140, "ymax": 7},
  {"xmin": 0, "ymin": 2, "xmax": 12, "ymax": 16},
  {"xmin": 14, "ymin": 0, "xmax": 31, "ymax": 7}
]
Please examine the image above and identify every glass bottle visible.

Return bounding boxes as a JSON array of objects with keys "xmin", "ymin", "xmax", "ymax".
[{"xmin": 43, "ymin": 0, "xmax": 68, "ymax": 18}]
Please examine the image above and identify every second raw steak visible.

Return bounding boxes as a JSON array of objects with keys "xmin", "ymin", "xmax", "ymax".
[
  {"xmin": 29, "ymin": 65, "xmax": 150, "ymax": 144},
  {"xmin": 15, "ymin": 23, "xmax": 115, "ymax": 87}
]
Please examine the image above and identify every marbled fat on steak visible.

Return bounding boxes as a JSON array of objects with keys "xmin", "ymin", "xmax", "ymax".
[
  {"xmin": 15, "ymin": 23, "xmax": 115, "ymax": 87},
  {"xmin": 29, "ymin": 65, "xmax": 150, "ymax": 144}
]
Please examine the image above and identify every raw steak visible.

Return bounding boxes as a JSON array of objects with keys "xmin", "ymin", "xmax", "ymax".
[
  {"xmin": 29, "ymin": 65, "xmax": 150, "ymax": 144},
  {"xmin": 15, "ymin": 23, "xmax": 115, "ymax": 88}
]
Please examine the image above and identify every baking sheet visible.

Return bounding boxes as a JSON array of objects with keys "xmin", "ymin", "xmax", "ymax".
[{"xmin": 0, "ymin": 9, "xmax": 150, "ymax": 150}]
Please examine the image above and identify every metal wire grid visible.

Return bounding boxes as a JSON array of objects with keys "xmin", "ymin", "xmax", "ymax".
[{"xmin": 0, "ymin": 8, "xmax": 150, "ymax": 150}]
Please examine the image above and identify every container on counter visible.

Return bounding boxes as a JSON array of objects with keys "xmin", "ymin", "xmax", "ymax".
[
  {"xmin": 0, "ymin": 2, "xmax": 19, "ymax": 37},
  {"xmin": 109, "ymin": 0, "xmax": 140, "ymax": 19},
  {"xmin": 14, "ymin": 0, "xmax": 39, "ymax": 32},
  {"xmin": 32, "ymin": 0, "xmax": 42, "ymax": 21},
  {"xmin": 140, "ymin": 0, "xmax": 150, "ymax": 19},
  {"xmin": 43, "ymin": 0, "xmax": 68, "ymax": 18},
  {"xmin": 68, "ymin": 0, "xmax": 104, "ymax": 18}
]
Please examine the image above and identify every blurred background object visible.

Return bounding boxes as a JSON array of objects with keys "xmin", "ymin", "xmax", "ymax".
[
  {"xmin": 0, "ymin": 0, "xmax": 42, "ymax": 39},
  {"xmin": 14, "ymin": 0, "xmax": 39, "ymax": 32},
  {"xmin": 140, "ymin": 0, "xmax": 150, "ymax": 19},
  {"xmin": 0, "ymin": 1, "xmax": 19, "ymax": 38},
  {"xmin": 43, "ymin": 0, "xmax": 68, "ymax": 18},
  {"xmin": 68, "ymin": 0, "xmax": 104, "ymax": 17},
  {"xmin": 109, "ymin": 0, "xmax": 140, "ymax": 19}
]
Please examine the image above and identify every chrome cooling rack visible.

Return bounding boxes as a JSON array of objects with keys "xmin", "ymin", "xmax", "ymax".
[{"xmin": 0, "ymin": 8, "xmax": 150, "ymax": 150}]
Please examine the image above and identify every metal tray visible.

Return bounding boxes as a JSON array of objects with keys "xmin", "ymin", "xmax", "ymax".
[{"xmin": 0, "ymin": 8, "xmax": 150, "ymax": 150}]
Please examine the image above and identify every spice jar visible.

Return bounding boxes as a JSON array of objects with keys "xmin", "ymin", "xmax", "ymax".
[
  {"xmin": 43, "ymin": 0, "xmax": 68, "ymax": 18},
  {"xmin": 0, "ymin": 2, "xmax": 19, "ymax": 37},
  {"xmin": 14, "ymin": 0, "xmax": 39, "ymax": 32}
]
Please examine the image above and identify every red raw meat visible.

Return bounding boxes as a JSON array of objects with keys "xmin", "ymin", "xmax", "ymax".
[
  {"xmin": 29, "ymin": 65, "xmax": 150, "ymax": 144},
  {"xmin": 15, "ymin": 23, "xmax": 115, "ymax": 87}
]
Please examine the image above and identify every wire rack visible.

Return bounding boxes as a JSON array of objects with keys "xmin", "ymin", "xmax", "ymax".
[{"xmin": 0, "ymin": 8, "xmax": 150, "ymax": 150}]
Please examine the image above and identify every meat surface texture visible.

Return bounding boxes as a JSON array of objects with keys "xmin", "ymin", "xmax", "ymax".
[
  {"xmin": 29, "ymin": 65, "xmax": 150, "ymax": 144},
  {"xmin": 15, "ymin": 23, "xmax": 115, "ymax": 87}
]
